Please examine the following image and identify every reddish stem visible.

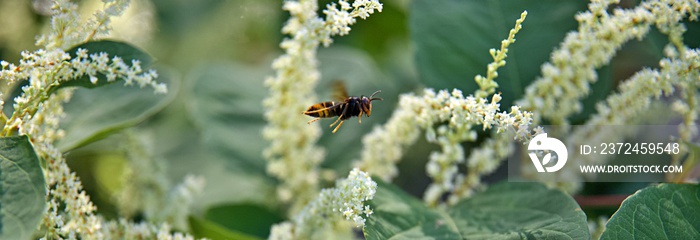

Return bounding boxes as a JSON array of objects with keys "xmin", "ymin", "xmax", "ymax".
[{"xmin": 574, "ymin": 194, "xmax": 630, "ymax": 208}]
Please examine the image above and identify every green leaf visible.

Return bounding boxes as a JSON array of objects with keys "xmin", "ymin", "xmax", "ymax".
[
  {"xmin": 600, "ymin": 183, "xmax": 700, "ymax": 240},
  {"xmin": 364, "ymin": 180, "xmax": 590, "ymax": 239},
  {"xmin": 450, "ymin": 182, "xmax": 590, "ymax": 239},
  {"xmin": 0, "ymin": 135, "xmax": 46, "ymax": 240},
  {"xmin": 189, "ymin": 216, "xmax": 263, "ymax": 240},
  {"xmin": 55, "ymin": 68, "xmax": 178, "ymax": 152},
  {"xmin": 363, "ymin": 179, "xmax": 462, "ymax": 239},
  {"xmin": 410, "ymin": 1, "xmax": 595, "ymax": 108},
  {"xmin": 204, "ymin": 204, "xmax": 284, "ymax": 239},
  {"xmin": 49, "ymin": 40, "xmax": 155, "ymax": 94}
]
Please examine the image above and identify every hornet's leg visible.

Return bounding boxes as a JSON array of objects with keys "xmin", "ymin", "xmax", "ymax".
[
  {"xmin": 307, "ymin": 118, "xmax": 321, "ymax": 124},
  {"xmin": 358, "ymin": 112, "xmax": 363, "ymax": 124},
  {"xmin": 331, "ymin": 105, "xmax": 349, "ymax": 127},
  {"xmin": 330, "ymin": 115, "xmax": 343, "ymax": 127},
  {"xmin": 332, "ymin": 120, "xmax": 345, "ymax": 133},
  {"xmin": 330, "ymin": 105, "xmax": 349, "ymax": 133}
]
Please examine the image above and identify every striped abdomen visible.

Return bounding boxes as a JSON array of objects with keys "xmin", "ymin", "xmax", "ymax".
[{"xmin": 304, "ymin": 101, "xmax": 343, "ymax": 118}]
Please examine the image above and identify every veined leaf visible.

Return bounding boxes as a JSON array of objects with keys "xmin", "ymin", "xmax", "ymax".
[
  {"xmin": 55, "ymin": 69, "xmax": 178, "ymax": 152},
  {"xmin": 450, "ymin": 182, "xmax": 590, "ymax": 239},
  {"xmin": 364, "ymin": 180, "xmax": 589, "ymax": 239},
  {"xmin": 0, "ymin": 136, "xmax": 46, "ymax": 240},
  {"xmin": 363, "ymin": 180, "xmax": 461, "ymax": 239},
  {"xmin": 601, "ymin": 184, "xmax": 700, "ymax": 240}
]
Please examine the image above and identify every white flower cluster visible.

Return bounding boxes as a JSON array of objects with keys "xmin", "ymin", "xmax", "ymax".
[
  {"xmin": 74, "ymin": 48, "xmax": 164, "ymax": 91},
  {"xmin": 0, "ymin": 0, "xmax": 196, "ymax": 239},
  {"xmin": 33, "ymin": 104, "xmax": 193, "ymax": 240},
  {"xmin": 448, "ymin": 131, "xmax": 520, "ymax": 203},
  {"xmin": 263, "ymin": 0, "xmax": 382, "ymax": 214},
  {"xmin": 519, "ymin": 0, "xmax": 699, "ymax": 126},
  {"xmin": 115, "ymin": 132, "xmax": 164, "ymax": 219},
  {"xmin": 323, "ymin": 0, "xmax": 383, "ymax": 43},
  {"xmin": 356, "ymin": 89, "xmax": 534, "ymax": 206},
  {"xmin": 269, "ymin": 222, "xmax": 294, "ymax": 240},
  {"xmin": 648, "ymin": 0, "xmax": 700, "ymax": 144},
  {"xmin": 650, "ymin": 0, "xmax": 700, "ymax": 47},
  {"xmin": 0, "ymin": 48, "xmax": 165, "ymax": 92},
  {"xmin": 158, "ymin": 175, "xmax": 206, "ymax": 231},
  {"xmin": 99, "ymin": 220, "xmax": 195, "ymax": 240},
  {"xmin": 474, "ymin": 11, "xmax": 527, "ymax": 99},
  {"xmin": 117, "ymin": 132, "xmax": 205, "ymax": 231},
  {"xmin": 269, "ymin": 168, "xmax": 377, "ymax": 240},
  {"xmin": 421, "ymin": 90, "xmax": 533, "ymax": 205},
  {"xmin": 561, "ymin": 48, "xmax": 700, "ymax": 186},
  {"xmin": 453, "ymin": 99, "xmax": 544, "ymax": 203},
  {"xmin": 38, "ymin": 94, "xmax": 104, "ymax": 238},
  {"xmin": 0, "ymin": 51, "xmax": 96, "ymax": 239},
  {"xmin": 0, "ymin": 47, "xmax": 165, "ymax": 140},
  {"xmin": 353, "ymin": 93, "xmax": 422, "ymax": 182},
  {"xmin": 36, "ymin": 0, "xmax": 130, "ymax": 50},
  {"xmin": 517, "ymin": 0, "xmax": 657, "ymax": 125},
  {"xmin": 355, "ymin": 11, "xmax": 533, "ymax": 205},
  {"xmin": 515, "ymin": 0, "xmax": 700, "ymax": 191}
]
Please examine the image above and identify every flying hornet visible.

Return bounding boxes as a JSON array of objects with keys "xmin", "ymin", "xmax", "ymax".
[{"xmin": 303, "ymin": 82, "xmax": 382, "ymax": 133}]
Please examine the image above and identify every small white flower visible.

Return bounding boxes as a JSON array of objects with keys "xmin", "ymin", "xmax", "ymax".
[
  {"xmin": 291, "ymin": 168, "xmax": 377, "ymax": 238},
  {"xmin": 339, "ymin": 0, "xmax": 351, "ymax": 11},
  {"xmin": 269, "ymin": 222, "xmax": 294, "ymax": 240},
  {"xmin": 89, "ymin": 75, "xmax": 98, "ymax": 84}
]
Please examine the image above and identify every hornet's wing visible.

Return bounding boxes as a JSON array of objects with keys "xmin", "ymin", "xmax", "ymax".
[{"xmin": 331, "ymin": 80, "xmax": 349, "ymax": 101}]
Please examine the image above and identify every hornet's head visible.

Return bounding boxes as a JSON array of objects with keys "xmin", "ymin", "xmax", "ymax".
[{"xmin": 360, "ymin": 90, "xmax": 383, "ymax": 117}]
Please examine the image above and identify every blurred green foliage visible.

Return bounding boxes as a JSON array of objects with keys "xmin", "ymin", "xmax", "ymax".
[{"xmin": 1, "ymin": 0, "xmax": 699, "ymax": 239}]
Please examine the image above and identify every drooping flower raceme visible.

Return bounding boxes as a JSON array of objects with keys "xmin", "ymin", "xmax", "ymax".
[
  {"xmin": 263, "ymin": 0, "xmax": 382, "ymax": 214},
  {"xmin": 517, "ymin": 0, "xmax": 699, "ymax": 126},
  {"xmin": 514, "ymin": 0, "xmax": 700, "ymax": 191},
  {"xmin": 561, "ymin": 49, "xmax": 700, "ymax": 185}
]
